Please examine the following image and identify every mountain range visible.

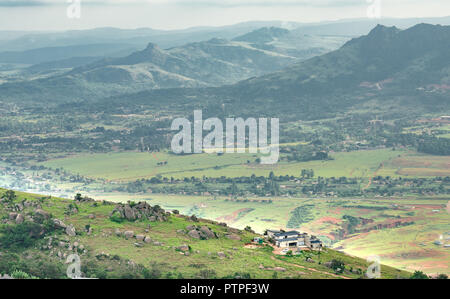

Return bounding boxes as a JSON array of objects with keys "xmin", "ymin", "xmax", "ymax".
[
  {"xmin": 0, "ymin": 22, "xmax": 449, "ymax": 124},
  {"xmin": 99, "ymin": 23, "xmax": 450, "ymax": 122},
  {"xmin": 0, "ymin": 27, "xmax": 347, "ymax": 101}
]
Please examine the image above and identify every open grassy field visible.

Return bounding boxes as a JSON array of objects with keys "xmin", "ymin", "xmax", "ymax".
[
  {"xmin": 39, "ymin": 149, "xmax": 434, "ymax": 181},
  {"xmin": 376, "ymin": 153, "xmax": 450, "ymax": 177}
]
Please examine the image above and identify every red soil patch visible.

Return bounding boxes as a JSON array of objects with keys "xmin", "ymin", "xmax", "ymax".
[{"xmin": 330, "ymin": 208, "xmax": 343, "ymax": 215}]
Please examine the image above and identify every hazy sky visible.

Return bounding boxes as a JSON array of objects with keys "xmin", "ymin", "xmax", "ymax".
[{"xmin": 0, "ymin": 0, "xmax": 449, "ymax": 31}]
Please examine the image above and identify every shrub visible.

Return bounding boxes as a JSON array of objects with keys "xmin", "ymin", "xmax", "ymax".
[
  {"xmin": 330, "ymin": 259, "xmax": 345, "ymax": 273},
  {"xmin": 410, "ymin": 271, "xmax": 429, "ymax": 279},
  {"xmin": 11, "ymin": 270, "xmax": 38, "ymax": 279},
  {"xmin": 4, "ymin": 190, "xmax": 17, "ymax": 202},
  {"xmin": 0, "ymin": 222, "xmax": 45, "ymax": 249},
  {"xmin": 198, "ymin": 269, "xmax": 217, "ymax": 279},
  {"xmin": 110, "ymin": 214, "xmax": 125, "ymax": 223}
]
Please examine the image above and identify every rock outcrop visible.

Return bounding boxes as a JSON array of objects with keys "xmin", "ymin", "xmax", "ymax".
[
  {"xmin": 110, "ymin": 202, "xmax": 168, "ymax": 222},
  {"xmin": 186, "ymin": 225, "xmax": 218, "ymax": 240}
]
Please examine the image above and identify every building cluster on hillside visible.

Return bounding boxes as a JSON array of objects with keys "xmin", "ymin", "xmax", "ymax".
[{"xmin": 264, "ymin": 230, "xmax": 323, "ymax": 251}]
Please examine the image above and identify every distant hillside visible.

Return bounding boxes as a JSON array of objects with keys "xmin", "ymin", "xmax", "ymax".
[
  {"xmin": 0, "ymin": 188, "xmax": 410, "ymax": 279},
  {"xmin": 293, "ymin": 16, "xmax": 450, "ymax": 36},
  {"xmin": 89, "ymin": 23, "xmax": 450, "ymax": 123},
  {"xmin": 1, "ymin": 23, "xmax": 449, "ymax": 121},
  {"xmin": 0, "ymin": 30, "xmax": 348, "ymax": 102},
  {"xmin": 227, "ymin": 23, "xmax": 450, "ymax": 113},
  {"xmin": 69, "ymin": 39, "xmax": 295, "ymax": 87},
  {"xmin": 233, "ymin": 27, "xmax": 290, "ymax": 44},
  {"xmin": 0, "ymin": 43, "xmax": 137, "ymax": 65}
]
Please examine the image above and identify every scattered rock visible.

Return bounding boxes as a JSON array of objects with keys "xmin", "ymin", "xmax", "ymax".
[
  {"xmin": 136, "ymin": 234, "xmax": 145, "ymax": 242},
  {"xmin": 217, "ymin": 252, "xmax": 226, "ymax": 258},
  {"xmin": 65, "ymin": 204, "xmax": 79, "ymax": 215},
  {"xmin": 66, "ymin": 225, "xmax": 76, "ymax": 236},
  {"xmin": 15, "ymin": 214, "xmax": 24, "ymax": 224},
  {"xmin": 34, "ymin": 209, "xmax": 50, "ymax": 220},
  {"xmin": 75, "ymin": 196, "xmax": 95, "ymax": 203},
  {"xmin": 123, "ymin": 231, "xmax": 134, "ymax": 239},
  {"xmin": 199, "ymin": 226, "xmax": 216, "ymax": 239},
  {"xmin": 53, "ymin": 219, "xmax": 67, "ymax": 229},
  {"xmin": 187, "ymin": 225, "xmax": 218, "ymax": 240},
  {"xmin": 144, "ymin": 236, "xmax": 152, "ymax": 243},
  {"xmin": 110, "ymin": 202, "xmax": 167, "ymax": 222},
  {"xmin": 14, "ymin": 203, "xmax": 24, "ymax": 212},
  {"xmin": 175, "ymin": 244, "xmax": 190, "ymax": 252},
  {"xmin": 188, "ymin": 229, "xmax": 201, "ymax": 239},
  {"xmin": 8, "ymin": 212, "xmax": 17, "ymax": 220}
]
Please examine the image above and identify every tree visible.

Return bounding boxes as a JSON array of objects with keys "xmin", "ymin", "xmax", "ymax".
[
  {"xmin": 230, "ymin": 181, "xmax": 239, "ymax": 195},
  {"xmin": 244, "ymin": 226, "xmax": 254, "ymax": 233},
  {"xmin": 3, "ymin": 190, "xmax": 16, "ymax": 203},
  {"xmin": 330, "ymin": 259, "xmax": 345, "ymax": 273},
  {"xmin": 74, "ymin": 193, "xmax": 82, "ymax": 201},
  {"xmin": 410, "ymin": 271, "xmax": 429, "ymax": 279},
  {"xmin": 436, "ymin": 274, "xmax": 448, "ymax": 279},
  {"xmin": 269, "ymin": 171, "xmax": 275, "ymax": 180}
]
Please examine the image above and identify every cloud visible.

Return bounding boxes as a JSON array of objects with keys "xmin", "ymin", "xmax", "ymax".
[{"xmin": 0, "ymin": 0, "xmax": 369, "ymax": 8}]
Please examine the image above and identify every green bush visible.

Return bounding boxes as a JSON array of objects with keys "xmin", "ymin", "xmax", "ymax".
[
  {"xmin": 11, "ymin": 270, "xmax": 38, "ymax": 279},
  {"xmin": 109, "ymin": 214, "xmax": 125, "ymax": 223},
  {"xmin": 410, "ymin": 271, "xmax": 429, "ymax": 279},
  {"xmin": 0, "ymin": 222, "xmax": 46, "ymax": 249}
]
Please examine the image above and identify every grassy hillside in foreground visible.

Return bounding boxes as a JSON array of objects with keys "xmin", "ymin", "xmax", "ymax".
[{"xmin": 0, "ymin": 188, "xmax": 412, "ymax": 279}]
